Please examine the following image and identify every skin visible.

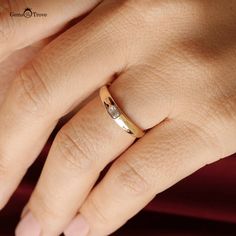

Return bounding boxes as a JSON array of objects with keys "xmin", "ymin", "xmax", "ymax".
[{"xmin": 0, "ymin": 0, "xmax": 235, "ymax": 235}]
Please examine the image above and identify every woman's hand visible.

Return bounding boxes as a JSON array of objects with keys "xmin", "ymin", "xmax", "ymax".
[
  {"xmin": 0, "ymin": 0, "xmax": 101, "ymax": 202},
  {"xmin": 1, "ymin": 0, "xmax": 236, "ymax": 235}
]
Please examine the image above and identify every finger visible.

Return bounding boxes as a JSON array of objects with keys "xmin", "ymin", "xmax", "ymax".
[
  {"xmin": 0, "ymin": 38, "xmax": 52, "ymax": 105},
  {"xmin": 0, "ymin": 0, "xmax": 164, "ymax": 208},
  {"xmin": 0, "ymin": 0, "xmax": 101, "ymax": 61},
  {"xmin": 0, "ymin": 0, "xmax": 124, "ymax": 208},
  {"xmin": 15, "ymin": 65, "xmax": 172, "ymax": 235},
  {"xmin": 67, "ymin": 119, "xmax": 224, "ymax": 236}
]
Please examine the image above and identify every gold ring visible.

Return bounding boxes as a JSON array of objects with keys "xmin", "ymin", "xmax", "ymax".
[{"xmin": 99, "ymin": 85, "xmax": 145, "ymax": 138}]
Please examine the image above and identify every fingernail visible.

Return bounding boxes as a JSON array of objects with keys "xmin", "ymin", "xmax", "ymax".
[
  {"xmin": 15, "ymin": 211, "xmax": 41, "ymax": 236},
  {"xmin": 64, "ymin": 215, "xmax": 90, "ymax": 236}
]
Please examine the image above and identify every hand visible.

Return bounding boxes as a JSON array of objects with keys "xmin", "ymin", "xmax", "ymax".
[
  {"xmin": 0, "ymin": 0, "xmax": 101, "ymax": 202},
  {"xmin": 1, "ymin": 0, "xmax": 236, "ymax": 235}
]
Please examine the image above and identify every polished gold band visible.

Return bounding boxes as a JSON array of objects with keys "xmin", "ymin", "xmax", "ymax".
[{"xmin": 99, "ymin": 85, "xmax": 145, "ymax": 138}]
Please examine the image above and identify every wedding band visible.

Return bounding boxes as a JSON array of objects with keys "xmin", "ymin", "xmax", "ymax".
[{"xmin": 99, "ymin": 85, "xmax": 145, "ymax": 138}]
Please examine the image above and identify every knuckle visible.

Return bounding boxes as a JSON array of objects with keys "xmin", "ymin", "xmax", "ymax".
[
  {"xmin": 115, "ymin": 159, "xmax": 150, "ymax": 196},
  {"xmin": 117, "ymin": 0, "xmax": 156, "ymax": 11},
  {"xmin": 30, "ymin": 190, "xmax": 63, "ymax": 230},
  {"xmin": 31, "ymin": 192, "xmax": 55, "ymax": 218},
  {"xmin": 55, "ymin": 124, "xmax": 94, "ymax": 171},
  {"xmin": 177, "ymin": 39, "xmax": 220, "ymax": 68},
  {"xmin": 180, "ymin": 119, "xmax": 224, "ymax": 163},
  {"xmin": 217, "ymin": 95, "xmax": 236, "ymax": 122},
  {"xmin": 106, "ymin": 0, "xmax": 159, "ymax": 29},
  {"xmin": 13, "ymin": 62, "xmax": 51, "ymax": 116},
  {"xmin": 117, "ymin": 0, "xmax": 158, "ymax": 22},
  {"xmin": 86, "ymin": 196, "xmax": 108, "ymax": 226}
]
